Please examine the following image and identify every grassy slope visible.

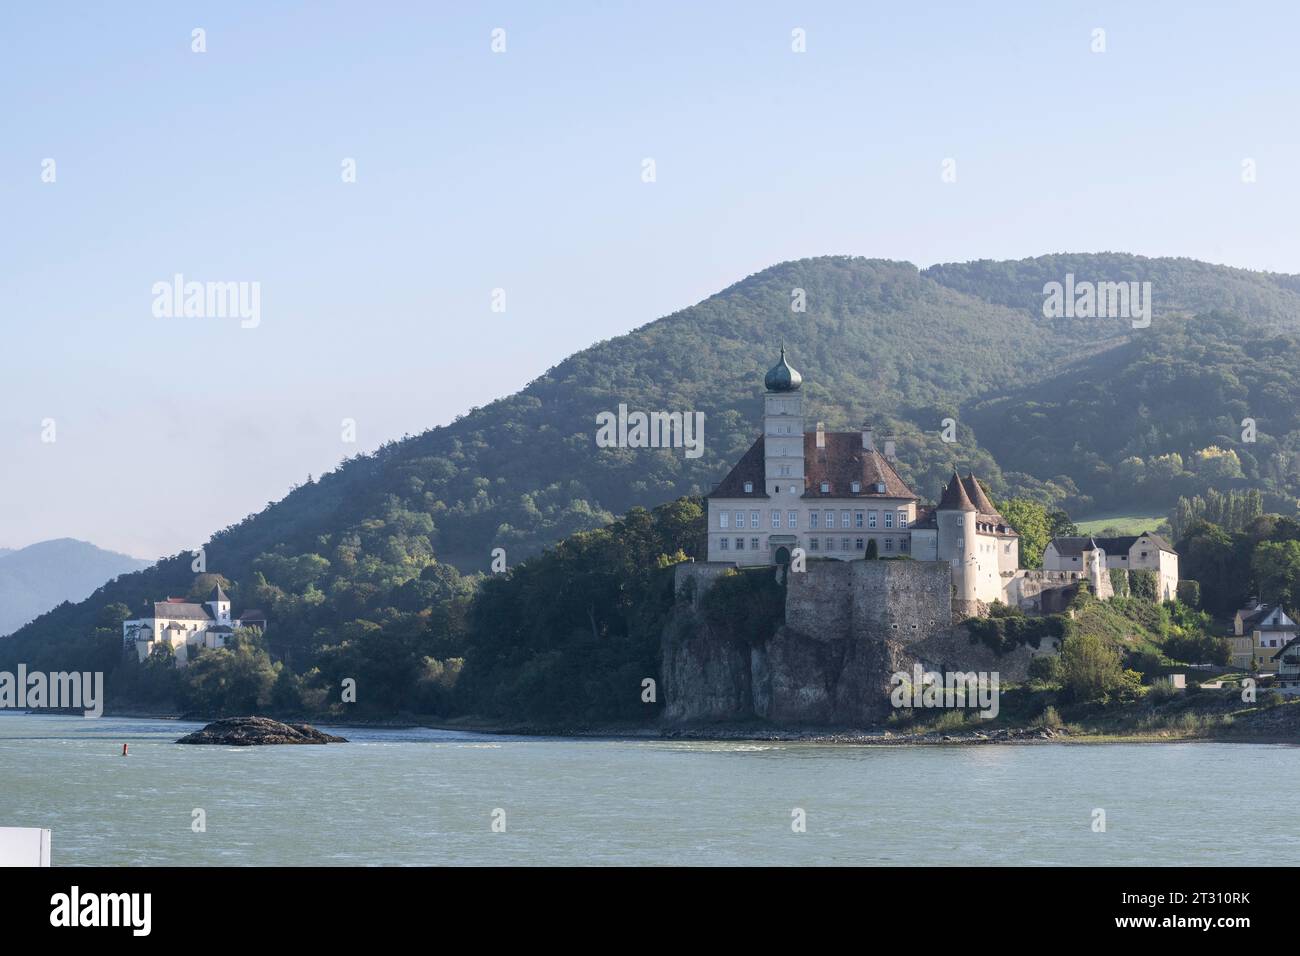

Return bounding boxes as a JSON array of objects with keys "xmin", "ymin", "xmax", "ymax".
[{"xmin": 1074, "ymin": 514, "xmax": 1167, "ymax": 535}]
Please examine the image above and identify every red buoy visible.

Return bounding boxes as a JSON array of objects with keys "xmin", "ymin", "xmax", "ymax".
[{"xmin": 122, "ymin": 743, "xmax": 128, "ymax": 756}]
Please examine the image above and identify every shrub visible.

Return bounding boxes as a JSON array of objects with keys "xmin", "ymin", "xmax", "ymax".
[
  {"xmin": 1039, "ymin": 705, "xmax": 1063, "ymax": 729},
  {"xmin": 1109, "ymin": 568, "xmax": 1129, "ymax": 597},
  {"xmin": 1059, "ymin": 632, "xmax": 1142, "ymax": 703},
  {"xmin": 1027, "ymin": 654, "xmax": 1061, "ymax": 683},
  {"xmin": 1130, "ymin": 569, "xmax": 1158, "ymax": 601},
  {"xmin": 1177, "ymin": 580, "xmax": 1201, "ymax": 608},
  {"xmin": 1163, "ymin": 633, "xmax": 1231, "ymax": 666}
]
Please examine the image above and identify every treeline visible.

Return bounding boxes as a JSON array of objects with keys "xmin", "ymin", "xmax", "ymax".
[
  {"xmin": 967, "ymin": 311, "xmax": 1300, "ymax": 517},
  {"xmin": 1178, "ymin": 512, "xmax": 1300, "ymax": 616}
]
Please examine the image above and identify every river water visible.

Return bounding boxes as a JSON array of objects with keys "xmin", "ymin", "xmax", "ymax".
[{"xmin": 0, "ymin": 713, "xmax": 1294, "ymax": 865}]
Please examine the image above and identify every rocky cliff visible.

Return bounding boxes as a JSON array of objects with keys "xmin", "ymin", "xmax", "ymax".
[{"xmin": 663, "ymin": 560, "xmax": 1043, "ymax": 726}]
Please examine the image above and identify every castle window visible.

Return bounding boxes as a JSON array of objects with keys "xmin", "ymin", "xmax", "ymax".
[
  {"xmin": 868, "ymin": 511, "xmax": 878, "ymax": 528},
  {"xmin": 820, "ymin": 481, "xmax": 829, "ymax": 493},
  {"xmin": 884, "ymin": 512, "xmax": 894, "ymax": 529},
  {"xmin": 900, "ymin": 538, "xmax": 910, "ymax": 552},
  {"xmin": 720, "ymin": 512, "xmax": 730, "ymax": 529},
  {"xmin": 854, "ymin": 511, "xmax": 864, "ymax": 528},
  {"xmin": 719, "ymin": 537, "xmax": 729, "ymax": 550},
  {"xmin": 743, "ymin": 481, "xmax": 753, "ymax": 493},
  {"xmin": 885, "ymin": 538, "xmax": 894, "ymax": 551},
  {"xmin": 841, "ymin": 538, "xmax": 850, "ymax": 552},
  {"xmin": 824, "ymin": 510, "xmax": 833, "ymax": 528},
  {"xmin": 788, "ymin": 511, "xmax": 798, "ymax": 529},
  {"xmin": 809, "ymin": 538, "xmax": 820, "ymax": 551},
  {"xmin": 875, "ymin": 482, "xmax": 886, "ymax": 493},
  {"xmin": 838, "ymin": 510, "xmax": 848, "ymax": 528},
  {"xmin": 751, "ymin": 538, "xmax": 759, "ymax": 551},
  {"xmin": 735, "ymin": 538, "xmax": 745, "ymax": 550},
  {"xmin": 734, "ymin": 510, "xmax": 745, "ymax": 529},
  {"xmin": 810, "ymin": 511, "xmax": 819, "ymax": 529},
  {"xmin": 851, "ymin": 481, "xmax": 860, "ymax": 493},
  {"xmin": 751, "ymin": 511, "xmax": 760, "ymax": 527},
  {"xmin": 771, "ymin": 510, "xmax": 781, "ymax": 529},
  {"xmin": 897, "ymin": 511, "xmax": 907, "ymax": 529},
  {"xmin": 855, "ymin": 538, "xmax": 864, "ymax": 550}
]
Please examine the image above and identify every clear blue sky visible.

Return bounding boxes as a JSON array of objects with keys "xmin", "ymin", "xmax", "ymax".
[{"xmin": 3, "ymin": 1, "xmax": 1299, "ymax": 559}]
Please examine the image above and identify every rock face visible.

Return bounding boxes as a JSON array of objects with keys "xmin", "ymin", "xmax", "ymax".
[
  {"xmin": 176, "ymin": 716, "xmax": 347, "ymax": 745},
  {"xmin": 664, "ymin": 560, "xmax": 1043, "ymax": 726}
]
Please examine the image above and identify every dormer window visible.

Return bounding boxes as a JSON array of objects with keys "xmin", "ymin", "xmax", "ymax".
[
  {"xmin": 743, "ymin": 481, "xmax": 753, "ymax": 493},
  {"xmin": 875, "ymin": 482, "xmax": 886, "ymax": 493},
  {"xmin": 820, "ymin": 481, "xmax": 830, "ymax": 494},
  {"xmin": 850, "ymin": 481, "xmax": 860, "ymax": 493}
]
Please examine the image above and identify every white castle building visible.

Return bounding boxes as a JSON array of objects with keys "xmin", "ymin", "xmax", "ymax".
[
  {"xmin": 1042, "ymin": 533, "xmax": 1179, "ymax": 601},
  {"xmin": 123, "ymin": 584, "xmax": 266, "ymax": 667},
  {"xmin": 705, "ymin": 347, "xmax": 1019, "ymax": 609}
]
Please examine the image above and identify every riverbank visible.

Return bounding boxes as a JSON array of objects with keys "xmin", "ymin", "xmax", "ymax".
[{"xmin": 86, "ymin": 700, "xmax": 1300, "ymax": 747}]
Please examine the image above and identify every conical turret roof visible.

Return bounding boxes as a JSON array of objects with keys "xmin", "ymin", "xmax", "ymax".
[
  {"xmin": 937, "ymin": 471, "xmax": 976, "ymax": 512},
  {"xmin": 963, "ymin": 472, "xmax": 1001, "ymax": 518}
]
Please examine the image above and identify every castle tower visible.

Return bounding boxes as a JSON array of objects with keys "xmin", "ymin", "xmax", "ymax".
[
  {"xmin": 762, "ymin": 345, "xmax": 804, "ymax": 495},
  {"xmin": 206, "ymin": 583, "xmax": 232, "ymax": 626},
  {"xmin": 936, "ymin": 472, "xmax": 979, "ymax": 607}
]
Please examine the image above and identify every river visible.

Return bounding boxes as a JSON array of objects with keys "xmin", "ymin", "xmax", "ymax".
[{"xmin": 0, "ymin": 713, "xmax": 1294, "ymax": 865}]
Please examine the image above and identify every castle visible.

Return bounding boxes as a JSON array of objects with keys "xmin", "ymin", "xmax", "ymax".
[
  {"xmin": 707, "ymin": 347, "xmax": 1019, "ymax": 613},
  {"xmin": 122, "ymin": 584, "xmax": 266, "ymax": 667}
]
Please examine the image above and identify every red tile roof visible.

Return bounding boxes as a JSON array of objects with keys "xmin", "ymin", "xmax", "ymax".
[{"xmin": 707, "ymin": 433, "xmax": 919, "ymax": 500}]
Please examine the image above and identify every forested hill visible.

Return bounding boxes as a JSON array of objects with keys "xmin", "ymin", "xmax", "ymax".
[{"xmin": 7, "ymin": 253, "xmax": 1300, "ymax": 681}]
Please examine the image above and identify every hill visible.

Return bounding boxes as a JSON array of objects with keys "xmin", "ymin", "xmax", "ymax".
[
  {"xmin": 0, "ymin": 540, "xmax": 150, "ymax": 637},
  {"xmin": 6, "ymin": 253, "xmax": 1300, "ymax": 709}
]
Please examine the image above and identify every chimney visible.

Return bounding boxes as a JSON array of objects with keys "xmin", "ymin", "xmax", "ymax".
[
  {"xmin": 883, "ymin": 433, "xmax": 897, "ymax": 461},
  {"xmin": 862, "ymin": 422, "xmax": 874, "ymax": 450},
  {"xmin": 815, "ymin": 421, "xmax": 825, "ymax": 449}
]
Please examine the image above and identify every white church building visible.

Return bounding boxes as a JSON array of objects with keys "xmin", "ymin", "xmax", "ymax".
[
  {"xmin": 705, "ymin": 347, "xmax": 1019, "ymax": 610},
  {"xmin": 123, "ymin": 584, "xmax": 266, "ymax": 666}
]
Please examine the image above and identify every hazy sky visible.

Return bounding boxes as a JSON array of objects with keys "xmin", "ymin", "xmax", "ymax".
[{"xmin": 4, "ymin": 1, "xmax": 1299, "ymax": 559}]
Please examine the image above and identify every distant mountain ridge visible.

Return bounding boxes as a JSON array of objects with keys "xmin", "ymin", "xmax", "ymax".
[
  {"xmin": 0, "ymin": 539, "xmax": 150, "ymax": 637},
  {"xmin": 6, "ymin": 252, "xmax": 1300, "ymax": 675}
]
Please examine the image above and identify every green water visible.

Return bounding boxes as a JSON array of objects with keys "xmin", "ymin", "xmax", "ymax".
[{"xmin": 0, "ymin": 713, "xmax": 1295, "ymax": 865}]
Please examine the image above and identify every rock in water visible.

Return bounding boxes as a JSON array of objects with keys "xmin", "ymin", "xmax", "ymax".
[{"xmin": 176, "ymin": 716, "xmax": 347, "ymax": 745}]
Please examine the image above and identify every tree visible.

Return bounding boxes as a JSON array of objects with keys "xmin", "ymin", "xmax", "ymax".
[
  {"xmin": 181, "ymin": 630, "xmax": 280, "ymax": 715},
  {"xmin": 1047, "ymin": 510, "xmax": 1078, "ymax": 539},
  {"xmin": 1252, "ymin": 540, "xmax": 1300, "ymax": 610},
  {"xmin": 1058, "ymin": 632, "xmax": 1141, "ymax": 702},
  {"xmin": 864, "ymin": 539, "xmax": 879, "ymax": 560},
  {"xmin": 997, "ymin": 498, "xmax": 1051, "ymax": 569}
]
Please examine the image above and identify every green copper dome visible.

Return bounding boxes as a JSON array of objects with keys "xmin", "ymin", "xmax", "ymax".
[{"xmin": 764, "ymin": 345, "xmax": 802, "ymax": 392}]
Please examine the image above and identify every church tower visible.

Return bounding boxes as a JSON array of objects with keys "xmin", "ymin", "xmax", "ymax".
[
  {"xmin": 206, "ymin": 583, "xmax": 232, "ymax": 626},
  {"xmin": 762, "ymin": 345, "xmax": 804, "ymax": 495}
]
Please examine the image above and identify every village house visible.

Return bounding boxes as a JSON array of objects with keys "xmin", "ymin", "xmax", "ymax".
[
  {"xmin": 122, "ymin": 584, "xmax": 265, "ymax": 667},
  {"xmin": 1272, "ymin": 634, "xmax": 1300, "ymax": 686},
  {"xmin": 1229, "ymin": 600, "xmax": 1297, "ymax": 673},
  {"xmin": 1042, "ymin": 532, "xmax": 1179, "ymax": 601}
]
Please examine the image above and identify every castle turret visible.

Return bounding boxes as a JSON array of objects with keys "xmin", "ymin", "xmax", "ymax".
[
  {"xmin": 936, "ymin": 472, "xmax": 979, "ymax": 607},
  {"xmin": 763, "ymin": 345, "xmax": 804, "ymax": 495}
]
